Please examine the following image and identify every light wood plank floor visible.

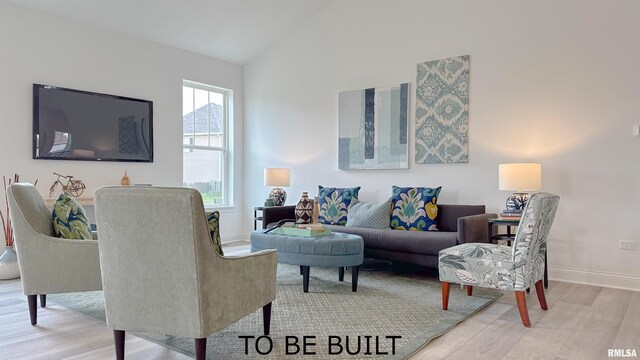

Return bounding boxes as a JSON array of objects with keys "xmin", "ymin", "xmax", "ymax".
[{"xmin": 0, "ymin": 243, "xmax": 637, "ymax": 359}]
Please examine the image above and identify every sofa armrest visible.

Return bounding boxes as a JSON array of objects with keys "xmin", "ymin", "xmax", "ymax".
[
  {"xmin": 261, "ymin": 205, "xmax": 296, "ymax": 229},
  {"xmin": 457, "ymin": 213, "xmax": 498, "ymax": 244}
]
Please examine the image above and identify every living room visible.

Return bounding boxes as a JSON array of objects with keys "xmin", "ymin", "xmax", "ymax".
[{"xmin": 0, "ymin": 0, "xmax": 638, "ymax": 359}]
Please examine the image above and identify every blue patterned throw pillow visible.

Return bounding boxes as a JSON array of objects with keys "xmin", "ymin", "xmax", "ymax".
[
  {"xmin": 390, "ymin": 186, "xmax": 442, "ymax": 231},
  {"xmin": 206, "ymin": 211, "xmax": 224, "ymax": 256},
  {"xmin": 317, "ymin": 185, "xmax": 361, "ymax": 225},
  {"xmin": 52, "ymin": 193, "xmax": 92, "ymax": 240}
]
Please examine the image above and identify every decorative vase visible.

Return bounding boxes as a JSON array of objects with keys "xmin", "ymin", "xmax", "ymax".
[
  {"xmin": 120, "ymin": 171, "xmax": 131, "ymax": 186},
  {"xmin": 269, "ymin": 188, "xmax": 287, "ymax": 206},
  {"xmin": 295, "ymin": 192, "xmax": 314, "ymax": 224},
  {"xmin": 0, "ymin": 246, "xmax": 20, "ymax": 280}
]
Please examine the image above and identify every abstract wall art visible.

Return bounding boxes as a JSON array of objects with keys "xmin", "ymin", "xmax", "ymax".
[
  {"xmin": 415, "ymin": 55, "xmax": 469, "ymax": 164},
  {"xmin": 338, "ymin": 83, "xmax": 409, "ymax": 170}
]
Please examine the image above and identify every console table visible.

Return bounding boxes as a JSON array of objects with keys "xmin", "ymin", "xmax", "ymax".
[{"xmin": 488, "ymin": 218, "xmax": 548, "ymax": 289}]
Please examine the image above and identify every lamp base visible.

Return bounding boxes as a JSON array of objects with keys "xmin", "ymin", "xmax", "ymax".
[
  {"xmin": 505, "ymin": 192, "xmax": 529, "ymax": 211},
  {"xmin": 269, "ymin": 188, "xmax": 287, "ymax": 206}
]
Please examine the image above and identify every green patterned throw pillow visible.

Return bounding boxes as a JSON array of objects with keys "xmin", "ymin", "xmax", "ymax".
[
  {"xmin": 206, "ymin": 211, "xmax": 224, "ymax": 256},
  {"xmin": 52, "ymin": 193, "xmax": 92, "ymax": 240},
  {"xmin": 390, "ymin": 186, "xmax": 442, "ymax": 231},
  {"xmin": 317, "ymin": 185, "xmax": 361, "ymax": 225}
]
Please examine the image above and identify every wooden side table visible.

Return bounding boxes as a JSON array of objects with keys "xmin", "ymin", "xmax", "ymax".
[{"xmin": 488, "ymin": 218, "xmax": 548, "ymax": 289}]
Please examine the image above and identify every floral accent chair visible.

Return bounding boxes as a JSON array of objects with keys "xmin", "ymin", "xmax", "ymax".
[{"xmin": 438, "ymin": 192, "xmax": 559, "ymax": 327}]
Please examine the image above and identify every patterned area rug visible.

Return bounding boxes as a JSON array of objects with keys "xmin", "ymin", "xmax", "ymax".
[{"xmin": 49, "ymin": 264, "xmax": 501, "ymax": 359}]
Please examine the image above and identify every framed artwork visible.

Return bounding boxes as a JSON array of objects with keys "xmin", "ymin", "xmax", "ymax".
[
  {"xmin": 415, "ymin": 55, "xmax": 469, "ymax": 164},
  {"xmin": 338, "ymin": 83, "xmax": 409, "ymax": 170}
]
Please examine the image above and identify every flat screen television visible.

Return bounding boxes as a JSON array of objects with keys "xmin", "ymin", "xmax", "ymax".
[{"xmin": 33, "ymin": 84, "xmax": 153, "ymax": 162}]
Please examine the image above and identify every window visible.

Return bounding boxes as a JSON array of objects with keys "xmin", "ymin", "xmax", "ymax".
[{"xmin": 182, "ymin": 80, "xmax": 232, "ymax": 207}]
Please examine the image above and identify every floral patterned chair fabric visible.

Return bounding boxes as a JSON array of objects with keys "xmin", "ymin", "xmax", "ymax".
[{"xmin": 438, "ymin": 192, "xmax": 559, "ymax": 327}]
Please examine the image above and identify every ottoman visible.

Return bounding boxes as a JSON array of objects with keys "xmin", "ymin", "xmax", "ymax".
[{"xmin": 250, "ymin": 230, "xmax": 364, "ymax": 292}]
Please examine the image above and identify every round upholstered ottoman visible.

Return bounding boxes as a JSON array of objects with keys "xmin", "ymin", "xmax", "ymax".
[{"xmin": 250, "ymin": 230, "xmax": 364, "ymax": 292}]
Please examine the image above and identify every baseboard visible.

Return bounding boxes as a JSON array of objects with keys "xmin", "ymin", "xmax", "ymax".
[
  {"xmin": 221, "ymin": 233, "xmax": 250, "ymax": 245},
  {"xmin": 549, "ymin": 266, "xmax": 640, "ymax": 291}
]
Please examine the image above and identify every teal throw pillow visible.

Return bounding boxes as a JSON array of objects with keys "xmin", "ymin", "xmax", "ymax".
[
  {"xmin": 206, "ymin": 211, "xmax": 224, "ymax": 256},
  {"xmin": 52, "ymin": 192, "xmax": 92, "ymax": 240},
  {"xmin": 317, "ymin": 185, "xmax": 361, "ymax": 225},
  {"xmin": 390, "ymin": 186, "xmax": 442, "ymax": 231},
  {"xmin": 346, "ymin": 199, "xmax": 392, "ymax": 229}
]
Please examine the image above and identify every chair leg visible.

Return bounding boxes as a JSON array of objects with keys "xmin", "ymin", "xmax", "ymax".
[
  {"xmin": 351, "ymin": 266, "xmax": 359, "ymax": 292},
  {"xmin": 441, "ymin": 282, "xmax": 450, "ymax": 310},
  {"xmin": 535, "ymin": 280, "xmax": 548, "ymax": 310},
  {"xmin": 515, "ymin": 291, "xmax": 531, "ymax": 327},
  {"xmin": 27, "ymin": 295, "xmax": 37, "ymax": 325},
  {"xmin": 114, "ymin": 330, "xmax": 125, "ymax": 360},
  {"xmin": 195, "ymin": 338, "xmax": 206, "ymax": 360},
  {"xmin": 40, "ymin": 294, "xmax": 46, "ymax": 308},
  {"xmin": 467, "ymin": 285, "xmax": 473, "ymax": 296},
  {"xmin": 338, "ymin": 267, "xmax": 345, "ymax": 282},
  {"xmin": 263, "ymin": 302, "xmax": 272, "ymax": 335}
]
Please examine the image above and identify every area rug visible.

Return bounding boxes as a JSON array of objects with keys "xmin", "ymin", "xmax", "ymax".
[{"xmin": 49, "ymin": 264, "xmax": 501, "ymax": 359}]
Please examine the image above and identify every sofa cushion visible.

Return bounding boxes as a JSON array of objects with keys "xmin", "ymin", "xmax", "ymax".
[
  {"xmin": 317, "ymin": 185, "xmax": 361, "ymax": 225},
  {"xmin": 325, "ymin": 225, "xmax": 458, "ymax": 256},
  {"xmin": 346, "ymin": 199, "xmax": 392, "ymax": 229},
  {"xmin": 52, "ymin": 192, "xmax": 92, "ymax": 240},
  {"xmin": 206, "ymin": 211, "xmax": 224, "ymax": 256},
  {"xmin": 390, "ymin": 186, "xmax": 442, "ymax": 231}
]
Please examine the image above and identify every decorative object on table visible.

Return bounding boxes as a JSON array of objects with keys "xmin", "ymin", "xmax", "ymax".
[
  {"xmin": 498, "ymin": 163, "xmax": 541, "ymax": 211},
  {"xmin": 120, "ymin": 171, "xmax": 131, "ymax": 186},
  {"xmin": 295, "ymin": 192, "xmax": 314, "ymax": 224},
  {"xmin": 415, "ymin": 55, "xmax": 469, "ymax": 164},
  {"xmin": 1, "ymin": 174, "xmax": 38, "ymax": 280},
  {"xmin": 311, "ymin": 196, "xmax": 319, "ymax": 224},
  {"xmin": 205, "ymin": 211, "xmax": 224, "ymax": 256},
  {"xmin": 390, "ymin": 186, "xmax": 442, "ymax": 231},
  {"xmin": 272, "ymin": 223, "xmax": 332, "ymax": 237},
  {"xmin": 49, "ymin": 172, "xmax": 86, "ymax": 198},
  {"xmin": 338, "ymin": 83, "xmax": 409, "ymax": 170},
  {"xmin": 264, "ymin": 168, "xmax": 290, "ymax": 206},
  {"xmin": 52, "ymin": 193, "xmax": 92, "ymax": 240},
  {"xmin": 317, "ymin": 185, "xmax": 361, "ymax": 225}
]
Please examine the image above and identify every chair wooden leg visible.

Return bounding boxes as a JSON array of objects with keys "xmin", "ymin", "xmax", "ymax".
[
  {"xmin": 351, "ymin": 266, "xmax": 359, "ymax": 292},
  {"xmin": 114, "ymin": 330, "xmax": 125, "ymax": 360},
  {"xmin": 467, "ymin": 285, "xmax": 473, "ymax": 296},
  {"xmin": 515, "ymin": 291, "xmax": 531, "ymax": 327},
  {"xmin": 195, "ymin": 338, "xmax": 206, "ymax": 360},
  {"xmin": 441, "ymin": 282, "xmax": 450, "ymax": 310},
  {"xmin": 263, "ymin": 302, "xmax": 272, "ymax": 335},
  {"xmin": 338, "ymin": 267, "xmax": 345, "ymax": 282},
  {"xmin": 535, "ymin": 280, "xmax": 548, "ymax": 310},
  {"xmin": 27, "ymin": 295, "xmax": 37, "ymax": 325},
  {"xmin": 40, "ymin": 294, "xmax": 46, "ymax": 308}
]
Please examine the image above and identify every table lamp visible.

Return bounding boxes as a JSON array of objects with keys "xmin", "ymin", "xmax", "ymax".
[
  {"xmin": 498, "ymin": 163, "xmax": 541, "ymax": 212},
  {"xmin": 264, "ymin": 168, "xmax": 290, "ymax": 206}
]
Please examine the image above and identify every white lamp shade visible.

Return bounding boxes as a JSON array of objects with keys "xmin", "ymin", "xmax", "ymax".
[
  {"xmin": 498, "ymin": 163, "xmax": 541, "ymax": 192},
  {"xmin": 264, "ymin": 168, "xmax": 290, "ymax": 187}
]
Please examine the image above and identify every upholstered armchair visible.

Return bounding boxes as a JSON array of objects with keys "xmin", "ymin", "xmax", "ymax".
[
  {"xmin": 438, "ymin": 192, "xmax": 559, "ymax": 327},
  {"xmin": 94, "ymin": 186, "xmax": 278, "ymax": 360},
  {"xmin": 7, "ymin": 183, "xmax": 102, "ymax": 325}
]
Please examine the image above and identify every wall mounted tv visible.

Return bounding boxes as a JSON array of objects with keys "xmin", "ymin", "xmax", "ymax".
[{"xmin": 33, "ymin": 84, "xmax": 153, "ymax": 162}]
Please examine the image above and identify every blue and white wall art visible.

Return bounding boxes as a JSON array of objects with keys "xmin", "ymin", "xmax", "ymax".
[
  {"xmin": 415, "ymin": 55, "xmax": 469, "ymax": 164},
  {"xmin": 338, "ymin": 83, "xmax": 409, "ymax": 170}
]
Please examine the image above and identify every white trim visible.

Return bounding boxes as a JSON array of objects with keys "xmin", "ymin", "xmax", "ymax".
[
  {"xmin": 221, "ymin": 235, "xmax": 250, "ymax": 244},
  {"xmin": 549, "ymin": 266, "xmax": 640, "ymax": 292}
]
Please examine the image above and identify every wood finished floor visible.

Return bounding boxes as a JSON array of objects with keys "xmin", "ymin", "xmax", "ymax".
[{"xmin": 0, "ymin": 242, "xmax": 638, "ymax": 359}]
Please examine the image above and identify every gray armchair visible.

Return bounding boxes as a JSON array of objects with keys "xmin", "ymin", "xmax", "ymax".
[
  {"xmin": 7, "ymin": 183, "xmax": 102, "ymax": 325},
  {"xmin": 94, "ymin": 186, "xmax": 277, "ymax": 360}
]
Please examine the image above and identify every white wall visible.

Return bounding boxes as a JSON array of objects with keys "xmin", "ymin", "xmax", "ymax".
[
  {"xmin": 0, "ymin": 2, "xmax": 246, "ymax": 247},
  {"xmin": 244, "ymin": 1, "xmax": 640, "ymax": 289}
]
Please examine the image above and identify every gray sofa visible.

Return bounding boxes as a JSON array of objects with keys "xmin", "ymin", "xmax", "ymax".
[{"xmin": 261, "ymin": 204, "xmax": 497, "ymax": 268}]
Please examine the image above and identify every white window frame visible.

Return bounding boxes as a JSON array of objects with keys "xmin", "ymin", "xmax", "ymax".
[{"xmin": 182, "ymin": 80, "xmax": 233, "ymax": 208}]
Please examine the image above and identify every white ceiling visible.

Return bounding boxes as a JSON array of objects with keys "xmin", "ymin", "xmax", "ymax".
[{"xmin": 3, "ymin": 0, "xmax": 333, "ymax": 64}]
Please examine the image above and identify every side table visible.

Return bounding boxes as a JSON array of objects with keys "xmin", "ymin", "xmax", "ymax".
[
  {"xmin": 253, "ymin": 206, "xmax": 265, "ymax": 230},
  {"xmin": 488, "ymin": 218, "xmax": 548, "ymax": 289}
]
